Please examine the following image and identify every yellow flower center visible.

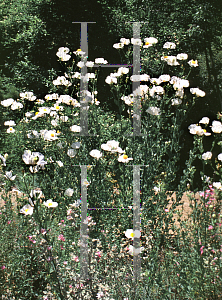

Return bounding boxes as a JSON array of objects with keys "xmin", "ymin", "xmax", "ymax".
[
  {"xmin": 56, "ymin": 106, "xmax": 60, "ymax": 110},
  {"xmin": 51, "ymin": 133, "xmax": 55, "ymax": 137},
  {"xmin": 192, "ymin": 60, "xmax": 196, "ymax": 64},
  {"xmin": 203, "ymin": 129, "xmax": 207, "ymax": 133},
  {"xmin": 130, "ymin": 232, "xmax": 135, "ymax": 237},
  {"xmin": 35, "ymin": 112, "xmax": 39, "ymax": 115},
  {"xmin": 25, "ymin": 209, "xmax": 29, "ymax": 213},
  {"xmin": 123, "ymin": 155, "xmax": 128, "ymax": 159},
  {"xmin": 9, "ymin": 127, "xmax": 13, "ymax": 131},
  {"xmin": 77, "ymin": 49, "xmax": 81, "ymax": 52},
  {"xmin": 145, "ymin": 42, "xmax": 150, "ymax": 45},
  {"xmin": 33, "ymin": 156, "xmax": 39, "ymax": 162},
  {"xmin": 48, "ymin": 202, "xmax": 52, "ymax": 206},
  {"xmin": 44, "ymin": 109, "xmax": 47, "ymax": 112},
  {"xmin": 57, "ymin": 130, "xmax": 61, "ymax": 134},
  {"xmin": 164, "ymin": 56, "xmax": 168, "ymax": 59}
]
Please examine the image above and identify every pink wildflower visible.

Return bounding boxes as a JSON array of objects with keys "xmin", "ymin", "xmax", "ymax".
[
  {"xmin": 1, "ymin": 265, "xmax": 6, "ymax": 270},
  {"xmin": 73, "ymin": 256, "xmax": 79, "ymax": 262},
  {"xmin": 58, "ymin": 234, "xmax": 65, "ymax": 241},
  {"xmin": 7, "ymin": 220, "xmax": 11, "ymax": 224},
  {"xmin": 208, "ymin": 225, "xmax": 213, "ymax": 230},
  {"xmin": 95, "ymin": 251, "xmax": 102, "ymax": 258},
  {"xmin": 200, "ymin": 246, "xmax": 204, "ymax": 255}
]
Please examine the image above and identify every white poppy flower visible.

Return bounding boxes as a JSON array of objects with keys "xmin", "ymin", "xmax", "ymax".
[
  {"xmin": 218, "ymin": 153, "xmax": 222, "ymax": 161},
  {"xmin": 177, "ymin": 53, "xmax": 188, "ymax": 60},
  {"xmin": 56, "ymin": 161, "xmax": 64, "ymax": 167},
  {"xmin": 67, "ymin": 149, "xmax": 76, "ymax": 157},
  {"xmin": 1, "ymin": 98, "xmax": 14, "ymax": 107},
  {"xmin": 144, "ymin": 37, "xmax": 158, "ymax": 45},
  {"xmin": 101, "ymin": 140, "xmax": 124, "ymax": 153},
  {"xmin": 6, "ymin": 127, "xmax": 15, "ymax": 133},
  {"xmin": 125, "ymin": 229, "xmax": 141, "ymax": 240},
  {"xmin": 71, "ymin": 142, "xmax": 81, "ymax": 149},
  {"xmin": 190, "ymin": 88, "xmax": 205, "ymax": 97},
  {"xmin": 199, "ymin": 117, "xmax": 210, "ymax": 124},
  {"xmin": 120, "ymin": 38, "xmax": 130, "ymax": 45},
  {"xmin": 153, "ymin": 186, "xmax": 160, "ymax": 193},
  {"xmin": 171, "ymin": 98, "xmax": 182, "ymax": 105},
  {"xmin": 150, "ymin": 78, "xmax": 162, "ymax": 85},
  {"xmin": 163, "ymin": 42, "xmax": 176, "ymax": 49},
  {"xmin": 20, "ymin": 92, "xmax": 36, "ymax": 101},
  {"xmin": 105, "ymin": 76, "xmax": 117, "ymax": 84},
  {"xmin": 90, "ymin": 149, "xmax": 102, "ymax": 160},
  {"xmin": 20, "ymin": 204, "xmax": 33, "ymax": 215},
  {"xmin": 69, "ymin": 199, "xmax": 81, "ymax": 208},
  {"xmin": 64, "ymin": 188, "xmax": 74, "ymax": 197},
  {"xmin": 70, "ymin": 125, "xmax": 82, "ymax": 132},
  {"xmin": 43, "ymin": 199, "xmax": 58, "ymax": 208},
  {"xmin": 4, "ymin": 171, "xmax": 16, "ymax": 181},
  {"xmin": 56, "ymin": 52, "xmax": 71, "ymax": 61},
  {"xmin": 131, "ymin": 38, "xmax": 142, "ymax": 46},
  {"xmin": 202, "ymin": 152, "xmax": 212, "ymax": 160},
  {"xmin": 95, "ymin": 58, "xmax": 108, "ymax": 64},
  {"xmin": 117, "ymin": 67, "xmax": 129, "ymax": 76},
  {"xmin": 212, "ymin": 182, "xmax": 222, "ymax": 190},
  {"xmin": 113, "ymin": 42, "xmax": 124, "ymax": 49},
  {"xmin": 38, "ymin": 107, "xmax": 51, "ymax": 114},
  {"xmin": 22, "ymin": 150, "xmax": 47, "ymax": 168},
  {"xmin": 188, "ymin": 60, "xmax": 198, "ymax": 67},
  {"xmin": 188, "ymin": 124, "xmax": 205, "ymax": 136},
  {"xmin": 73, "ymin": 49, "xmax": 86, "ymax": 56},
  {"xmin": 4, "ymin": 120, "xmax": 16, "ymax": 126},
  {"xmin": 77, "ymin": 61, "xmax": 85, "ymax": 68},
  {"xmin": 159, "ymin": 74, "xmax": 170, "ymax": 82},
  {"xmin": 72, "ymin": 72, "xmax": 81, "ymax": 79},
  {"xmin": 128, "ymin": 245, "xmax": 144, "ymax": 256},
  {"xmin": 161, "ymin": 56, "xmax": 179, "ymax": 66},
  {"xmin": 30, "ymin": 189, "xmax": 43, "ymax": 199},
  {"xmin": 118, "ymin": 154, "xmax": 133, "ymax": 163},
  {"xmin": 85, "ymin": 61, "xmax": 94, "ymax": 67},
  {"xmin": 0, "ymin": 154, "xmax": 6, "ymax": 166},
  {"xmin": 146, "ymin": 107, "xmax": 161, "ymax": 115},
  {"xmin": 211, "ymin": 121, "xmax": 222, "ymax": 133},
  {"xmin": 43, "ymin": 130, "xmax": 59, "ymax": 141},
  {"xmin": 82, "ymin": 179, "xmax": 90, "ymax": 187},
  {"xmin": 11, "ymin": 101, "xmax": 23, "ymax": 110},
  {"xmin": 130, "ymin": 74, "xmax": 150, "ymax": 82}
]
